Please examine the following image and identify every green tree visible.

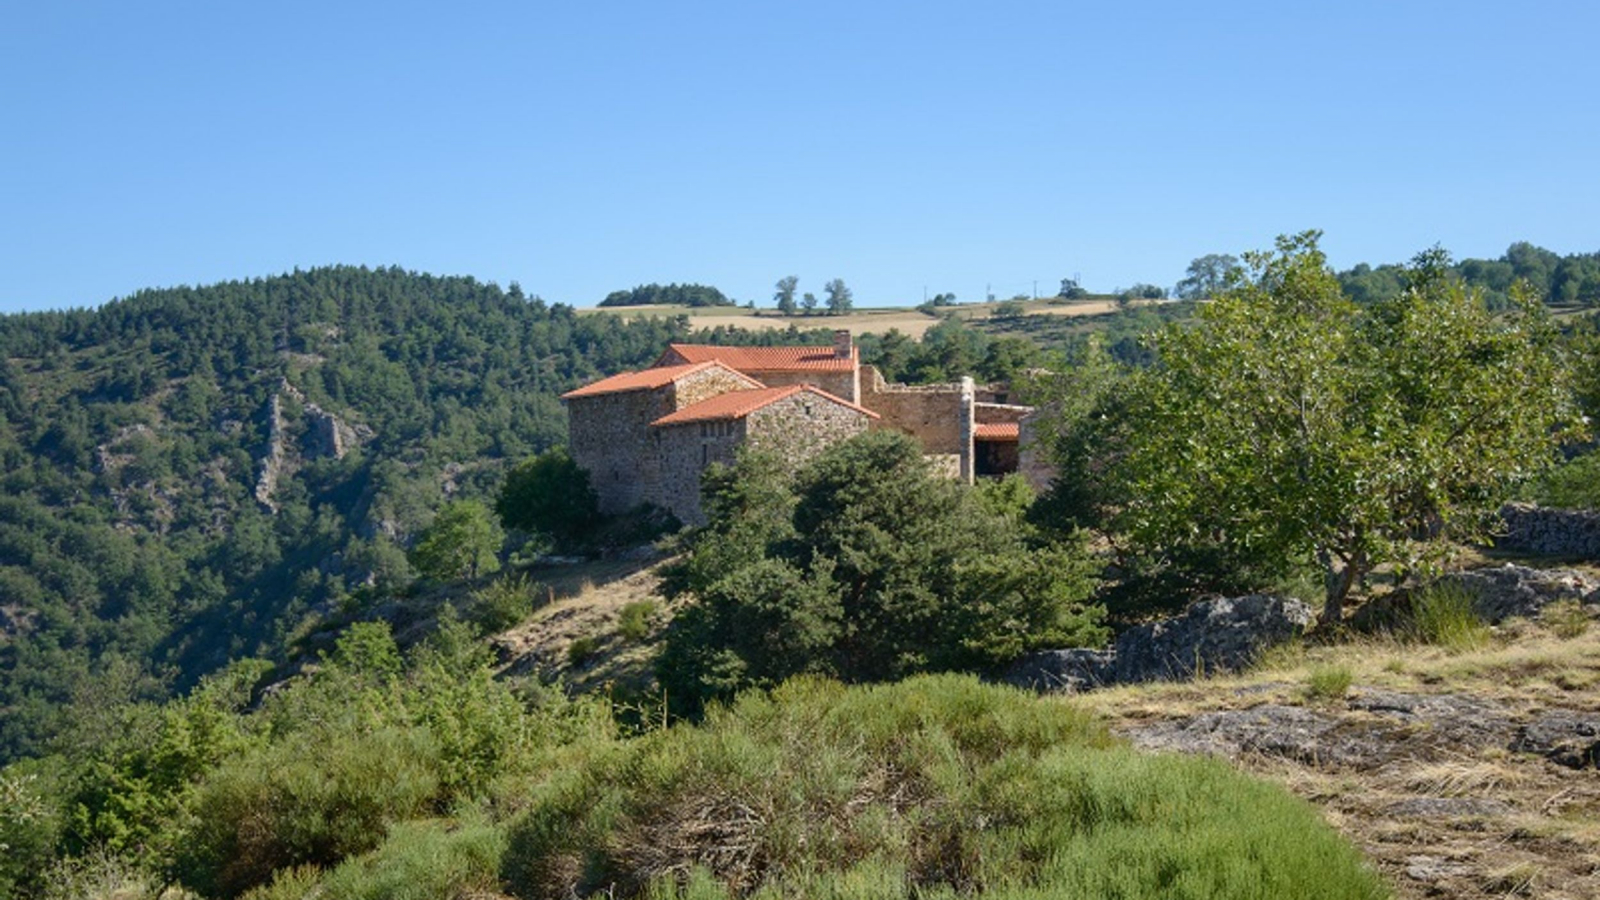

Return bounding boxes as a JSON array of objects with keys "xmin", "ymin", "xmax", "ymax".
[
  {"xmin": 801, "ymin": 291, "xmax": 819, "ymax": 315},
  {"xmin": 495, "ymin": 447, "xmax": 599, "ymax": 549},
  {"xmin": 823, "ymin": 278, "xmax": 853, "ymax": 315},
  {"xmin": 1173, "ymin": 253, "xmax": 1239, "ymax": 300},
  {"xmin": 1057, "ymin": 278, "xmax": 1088, "ymax": 299},
  {"xmin": 773, "ymin": 276, "xmax": 799, "ymax": 316},
  {"xmin": 658, "ymin": 434, "xmax": 1104, "ymax": 713},
  {"xmin": 410, "ymin": 500, "xmax": 504, "ymax": 582},
  {"xmin": 1100, "ymin": 232, "xmax": 1579, "ymax": 624}
]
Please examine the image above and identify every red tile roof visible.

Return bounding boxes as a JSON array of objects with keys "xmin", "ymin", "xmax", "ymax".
[
  {"xmin": 974, "ymin": 422, "xmax": 1021, "ymax": 440},
  {"xmin": 560, "ymin": 361, "xmax": 758, "ymax": 400},
  {"xmin": 660, "ymin": 343, "xmax": 858, "ymax": 373},
  {"xmin": 651, "ymin": 385, "xmax": 880, "ymax": 427}
]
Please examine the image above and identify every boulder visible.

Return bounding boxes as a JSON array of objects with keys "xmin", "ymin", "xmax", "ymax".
[
  {"xmin": 1003, "ymin": 594, "xmax": 1313, "ymax": 692},
  {"xmin": 1001, "ymin": 648, "xmax": 1114, "ymax": 693},
  {"xmin": 1439, "ymin": 564, "xmax": 1600, "ymax": 624},
  {"xmin": 1113, "ymin": 594, "xmax": 1314, "ymax": 683},
  {"xmin": 1514, "ymin": 712, "xmax": 1600, "ymax": 769}
]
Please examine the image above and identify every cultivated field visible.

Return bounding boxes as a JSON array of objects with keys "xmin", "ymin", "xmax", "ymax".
[{"xmin": 577, "ymin": 298, "xmax": 1131, "ymax": 337}]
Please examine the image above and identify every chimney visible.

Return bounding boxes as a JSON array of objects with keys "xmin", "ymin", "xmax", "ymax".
[{"xmin": 833, "ymin": 329, "xmax": 853, "ymax": 359}]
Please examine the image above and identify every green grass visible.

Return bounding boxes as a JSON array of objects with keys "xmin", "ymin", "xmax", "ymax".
[
  {"xmin": 502, "ymin": 674, "xmax": 1388, "ymax": 899},
  {"xmin": 1410, "ymin": 583, "xmax": 1493, "ymax": 653},
  {"xmin": 1303, "ymin": 664, "xmax": 1354, "ymax": 702}
]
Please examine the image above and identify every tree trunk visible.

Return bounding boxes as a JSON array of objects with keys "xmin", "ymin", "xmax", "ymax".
[{"xmin": 1318, "ymin": 546, "xmax": 1365, "ymax": 627}]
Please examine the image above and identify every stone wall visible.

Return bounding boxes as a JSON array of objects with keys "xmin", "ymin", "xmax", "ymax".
[
  {"xmin": 973, "ymin": 401, "xmax": 1031, "ymax": 426},
  {"xmin": 859, "ymin": 365, "xmax": 974, "ymax": 479},
  {"xmin": 669, "ymin": 367, "xmax": 758, "ymax": 410},
  {"xmin": 740, "ymin": 368, "xmax": 859, "ymax": 404},
  {"xmin": 567, "ymin": 367, "xmax": 757, "ymax": 516},
  {"xmin": 746, "ymin": 391, "xmax": 872, "ymax": 468},
  {"xmin": 1496, "ymin": 503, "xmax": 1600, "ymax": 559},
  {"xmin": 568, "ymin": 389, "xmax": 672, "ymax": 515},
  {"xmin": 648, "ymin": 418, "xmax": 746, "ymax": 525},
  {"xmin": 644, "ymin": 393, "xmax": 872, "ymax": 526}
]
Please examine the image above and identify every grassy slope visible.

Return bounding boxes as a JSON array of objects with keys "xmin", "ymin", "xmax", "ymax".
[{"xmin": 497, "ymin": 553, "xmax": 1600, "ymax": 900}]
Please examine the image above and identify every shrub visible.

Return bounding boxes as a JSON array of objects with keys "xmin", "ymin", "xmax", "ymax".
[
  {"xmin": 173, "ymin": 728, "xmax": 440, "ymax": 898},
  {"xmin": 567, "ymin": 637, "xmax": 599, "ymax": 667},
  {"xmin": 502, "ymin": 675, "xmax": 1387, "ymax": 900},
  {"xmin": 469, "ymin": 574, "xmax": 541, "ymax": 633},
  {"xmin": 1519, "ymin": 449, "xmax": 1600, "ymax": 509},
  {"xmin": 1410, "ymin": 583, "xmax": 1492, "ymax": 652},
  {"xmin": 1303, "ymin": 664, "xmax": 1354, "ymax": 702},
  {"xmin": 496, "ymin": 447, "xmax": 601, "ymax": 549},
  {"xmin": 294, "ymin": 818, "xmax": 507, "ymax": 900},
  {"xmin": 617, "ymin": 600, "xmax": 658, "ymax": 643}
]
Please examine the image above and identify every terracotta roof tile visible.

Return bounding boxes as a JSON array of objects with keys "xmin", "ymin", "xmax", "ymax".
[
  {"xmin": 561, "ymin": 361, "xmax": 757, "ymax": 400},
  {"xmin": 660, "ymin": 343, "xmax": 857, "ymax": 372},
  {"xmin": 652, "ymin": 385, "xmax": 879, "ymax": 427},
  {"xmin": 974, "ymin": 422, "xmax": 1021, "ymax": 440}
]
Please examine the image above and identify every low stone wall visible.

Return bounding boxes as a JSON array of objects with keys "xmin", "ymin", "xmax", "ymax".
[{"xmin": 1496, "ymin": 502, "xmax": 1600, "ymax": 560}]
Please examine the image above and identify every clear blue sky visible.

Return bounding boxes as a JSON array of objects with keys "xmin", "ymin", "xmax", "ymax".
[{"xmin": 3, "ymin": 1, "xmax": 1596, "ymax": 313}]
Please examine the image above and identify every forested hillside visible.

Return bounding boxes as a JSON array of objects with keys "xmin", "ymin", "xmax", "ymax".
[{"xmin": 0, "ymin": 267, "xmax": 719, "ymax": 762}]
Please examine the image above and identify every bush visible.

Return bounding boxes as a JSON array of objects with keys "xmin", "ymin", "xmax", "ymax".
[
  {"xmin": 469, "ymin": 574, "xmax": 541, "ymax": 633},
  {"xmin": 253, "ymin": 818, "xmax": 506, "ymax": 900},
  {"xmin": 502, "ymin": 675, "xmax": 1388, "ymax": 900},
  {"xmin": 1410, "ymin": 583, "xmax": 1492, "ymax": 653},
  {"xmin": 1520, "ymin": 449, "xmax": 1600, "ymax": 509},
  {"xmin": 617, "ymin": 600, "xmax": 658, "ymax": 643},
  {"xmin": 496, "ymin": 447, "xmax": 601, "ymax": 549},
  {"xmin": 174, "ymin": 729, "xmax": 441, "ymax": 898},
  {"xmin": 567, "ymin": 637, "xmax": 599, "ymax": 667}
]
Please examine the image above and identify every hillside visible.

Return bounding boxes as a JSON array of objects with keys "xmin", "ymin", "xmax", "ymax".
[{"xmin": 0, "ymin": 266, "xmax": 705, "ymax": 761}]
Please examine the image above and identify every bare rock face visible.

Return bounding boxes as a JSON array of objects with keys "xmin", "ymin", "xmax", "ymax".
[
  {"xmin": 1497, "ymin": 502, "xmax": 1600, "ymax": 559},
  {"xmin": 1003, "ymin": 594, "xmax": 1314, "ymax": 692}
]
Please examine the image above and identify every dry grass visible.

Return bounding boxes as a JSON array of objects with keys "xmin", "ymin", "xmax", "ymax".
[
  {"xmin": 577, "ymin": 297, "xmax": 1151, "ymax": 337},
  {"xmin": 1087, "ymin": 621, "xmax": 1600, "ymax": 899}
]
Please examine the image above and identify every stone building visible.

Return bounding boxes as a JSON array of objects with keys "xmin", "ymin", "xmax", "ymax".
[{"xmin": 562, "ymin": 331, "xmax": 1047, "ymax": 525}]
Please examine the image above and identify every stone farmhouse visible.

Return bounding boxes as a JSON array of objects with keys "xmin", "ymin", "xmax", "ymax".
[{"xmin": 561, "ymin": 331, "xmax": 1046, "ymax": 524}]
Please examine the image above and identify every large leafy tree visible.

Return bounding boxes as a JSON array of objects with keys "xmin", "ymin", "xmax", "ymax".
[
  {"xmin": 410, "ymin": 500, "xmax": 504, "ymax": 582},
  {"xmin": 494, "ymin": 447, "xmax": 599, "ymax": 549},
  {"xmin": 1100, "ymin": 232, "xmax": 1580, "ymax": 624}
]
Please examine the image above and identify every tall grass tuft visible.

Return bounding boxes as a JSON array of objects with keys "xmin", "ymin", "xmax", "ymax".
[
  {"xmin": 502, "ymin": 674, "xmax": 1389, "ymax": 900},
  {"xmin": 1410, "ymin": 583, "xmax": 1492, "ymax": 653},
  {"xmin": 1303, "ymin": 664, "xmax": 1354, "ymax": 702}
]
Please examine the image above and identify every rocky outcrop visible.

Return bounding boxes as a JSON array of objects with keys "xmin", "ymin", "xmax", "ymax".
[
  {"xmin": 1514, "ymin": 712, "xmax": 1600, "ymax": 769},
  {"xmin": 254, "ymin": 392, "xmax": 288, "ymax": 510},
  {"xmin": 1497, "ymin": 502, "xmax": 1600, "ymax": 559},
  {"xmin": 1440, "ymin": 564, "xmax": 1599, "ymax": 624},
  {"xmin": 1004, "ymin": 594, "xmax": 1314, "ymax": 692}
]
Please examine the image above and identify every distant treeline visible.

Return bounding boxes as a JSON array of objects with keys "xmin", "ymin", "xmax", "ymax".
[
  {"xmin": 1338, "ymin": 242, "xmax": 1600, "ymax": 309},
  {"xmin": 598, "ymin": 282, "xmax": 734, "ymax": 308}
]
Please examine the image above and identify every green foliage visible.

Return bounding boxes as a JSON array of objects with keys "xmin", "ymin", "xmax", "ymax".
[
  {"xmin": 502, "ymin": 674, "xmax": 1388, "ymax": 900},
  {"xmin": 617, "ymin": 600, "xmax": 659, "ymax": 643},
  {"xmin": 658, "ymin": 434, "xmax": 1105, "ymax": 714},
  {"xmin": 773, "ymin": 276, "xmax": 799, "ymax": 316},
  {"xmin": 600, "ymin": 283, "xmax": 734, "ymax": 308},
  {"xmin": 1408, "ymin": 583, "xmax": 1492, "ymax": 653},
  {"xmin": 495, "ymin": 447, "xmax": 600, "ymax": 549},
  {"xmin": 410, "ymin": 499, "xmax": 505, "ymax": 582},
  {"xmin": 1521, "ymin": 448, "xmax": 1600, "ymax": 509},
  {"xmin": 823, "ymin": 278, "xmax": 853, "ymax": 315},
  {"xmin": 0, "ymin": 266, "xmax": 699, "ymax": 764},
  {"xmin": 1174, "ymin": 253, "xmax": 1240, "ymax": 300},
  {"xmin": 1051, "ymin": 233, "xmax": 1580, "ymax": 623}
]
